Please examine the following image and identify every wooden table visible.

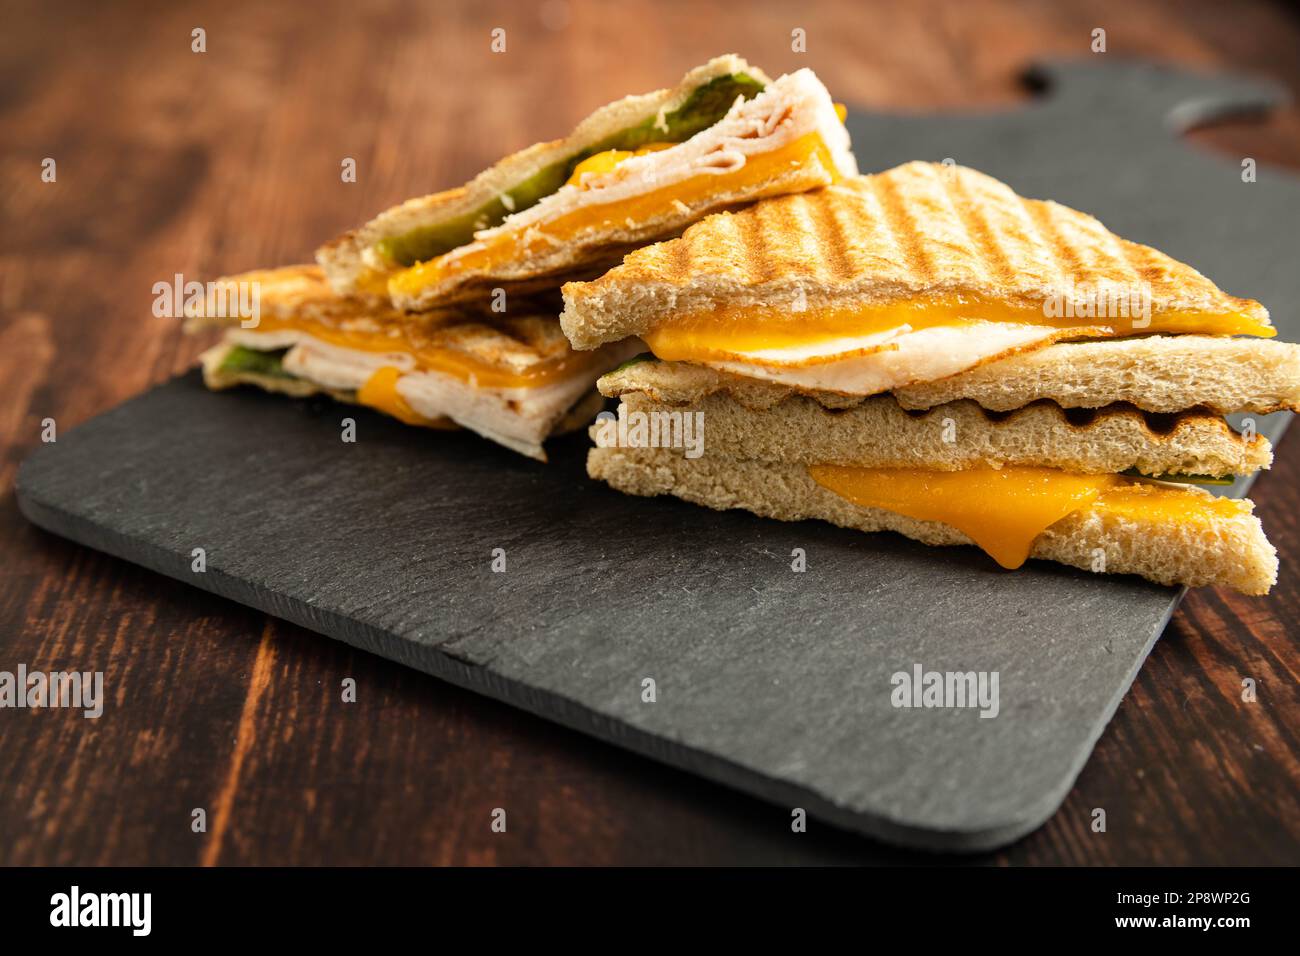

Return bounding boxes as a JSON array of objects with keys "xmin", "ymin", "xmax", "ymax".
[{"xmin": 2, "ymin": 0, "xmax": 1297, "ymax": 865}]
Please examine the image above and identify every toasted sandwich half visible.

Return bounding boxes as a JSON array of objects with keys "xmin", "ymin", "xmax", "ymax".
[
  {"xmin": 564, "ymin": 163, "xmax": 1300, "ymax": 593},
  {"xmin": 317, "ymin": 55, "xmax": 857, "ymax": 310},
  {"xmin": 186, "ymin": 266, "xmax": 638, "ymax": 460}
]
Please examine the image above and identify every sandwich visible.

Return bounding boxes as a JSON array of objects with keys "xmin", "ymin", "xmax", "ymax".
[
  {"xmin": 186, "ymin": 265, "xmax": 639, "ymax": 460},
  {"xmin": 317, "ymin": 55, "xmax": 857, "ymax": 311},
  {"xmin": 562, "ymin": 162, "xmax": 1300, "ymax": 593}
]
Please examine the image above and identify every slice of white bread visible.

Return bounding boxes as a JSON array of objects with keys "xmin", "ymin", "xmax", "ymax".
[
  {"xmin": 587, "ymin": 444, "xmax": 1278, "ymax": 594},
  {"xmin": 610, "ymin": 386, "xmax": 1270, "ymax": 477},
  {"xmin": 598, "ymin": 336, "xmax": 1300, "ymax": 415},
  {"xmin": 561, "ymin": 162, "xmax": 1270, "ymax": 349},
  {"xmin": 317, "ymin": 55, "xmax": 770, "ymax": 297}
]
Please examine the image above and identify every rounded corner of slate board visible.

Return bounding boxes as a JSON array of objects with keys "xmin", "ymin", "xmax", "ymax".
[{"xmin": 14, "ymin": 444, "xmax": 60, "ymax": 532}]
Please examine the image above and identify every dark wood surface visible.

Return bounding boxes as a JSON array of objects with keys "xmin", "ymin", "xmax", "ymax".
[{"xmin": 1, "ymin": 0, "xmax": 1297, "ymax": 865}]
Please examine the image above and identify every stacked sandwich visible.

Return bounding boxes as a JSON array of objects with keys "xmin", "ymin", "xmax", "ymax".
[
  {"xmin": 562, "ymin": 162, "xmax": 1300, "ymax": 593},
  {"xmin": 189, "ymin": 55, "xmax": 857, "ymax": 459}
]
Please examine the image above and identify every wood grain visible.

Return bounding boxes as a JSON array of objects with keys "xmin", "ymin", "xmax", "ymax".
[{"xmin": 0, "ymin": 0, "xmax": 1296, "ymax": 864}]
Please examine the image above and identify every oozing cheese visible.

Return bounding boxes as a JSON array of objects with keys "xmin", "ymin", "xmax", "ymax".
[
  {"xmin": 249, "ymin": 314, "xmax": 595, "ymax": 389},
  {"xmin": 643, "ymin": 298, "xmax": 1274, "ymax": 366},
  {"xmin": 357, "ymin": 366, "xmax": 443, "ymax": 426},
  {"xmin": 390, "ymin": 131, "xmax": 840, "ymax": 295},
  {"xmin": 807, "ymin": 464, "xmax": 1245, "ymax": 569},
  {"xmin": 351, "ymin": 269, "xmax": 394, "ymax": 297}
]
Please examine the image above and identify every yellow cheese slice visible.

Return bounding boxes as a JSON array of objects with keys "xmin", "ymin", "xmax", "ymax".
[
  {"xmin": 566, "ymin": 143, "xmax": 674, "ymax": 187},
  {"xmin": 251, "ymin": 314, "xmax": 594, "ymax": 389},
  {"xmin": 390, "ymin": 131, "xmax": 840, "ymax": 296},
  {"xmin": 807, "ymin": 464, "xmax": 1245, "ymax": 569},
  {"xmin": 644, "ymin": 298, "xmax": 1273, "ymax": 367},
  {"xmin": 356, "ymin": 367, "xmax": 442, "ymax": 427},
  {"xmin": 350, "ymin": 268, "xmax": 394, "ymax": 297}
]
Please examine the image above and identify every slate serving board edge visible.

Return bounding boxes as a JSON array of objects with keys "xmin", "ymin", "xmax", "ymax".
[{"xmin": 18, "ymin": 458, "xmax": 1149, "ymax": 853}]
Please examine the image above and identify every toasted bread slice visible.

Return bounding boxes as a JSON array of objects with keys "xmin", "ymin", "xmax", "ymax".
[
  {"xmin": 588, "ymin": 445, "xmax": 1278, "ymax": 594},
  {"xmin": 560, "ymin": 162, "xmax": 1270, "ymax": 356},
  {"xmin": 609, "ymin": 385, "xmax": 1270, "ymax": 477},
  {"xmin": 598, "ymin": 335, "xmax": 1300, "ymax": 415}
]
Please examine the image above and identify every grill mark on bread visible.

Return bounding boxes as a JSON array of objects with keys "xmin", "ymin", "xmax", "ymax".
[
  {"xmin": 1076, "ymin": 207, "xmax": 1136, "ymax": 283},
  {"xmin": 789, "ymin": 194, "xmax": 829, "ymax": 281},
  {"xmin": 871, "ymin": 170, "xmax": 937, "ymax": 286},
  {"xmin": 1022, "ymin": 199, "xmax": 1089, "ymax": 292},
  {"xmin": 1124, "ymin": 239, "xmax": 1178, "ymax": 291},
  {"xmin": 742, "ymin": 199, "xmax": 782, "ymax": 283},
  {"xmin": 661, "ymin": 221, "xmax": 696, "ymax": 285},
  {"xmin": 944, "ymin": 166, "xmax": 1023, "ymax": 295},
  {"xmin": 808, "ymin": 186, "xmax": 857, "ymax": 281}
]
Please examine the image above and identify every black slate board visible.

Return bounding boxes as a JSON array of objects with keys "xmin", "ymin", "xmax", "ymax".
[{"xmin": 16, "ymin": 59, "xmax": 1300, "ymax": 851}]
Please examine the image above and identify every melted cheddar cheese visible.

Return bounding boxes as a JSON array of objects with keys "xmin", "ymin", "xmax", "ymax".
[
  {"xmin": 643, "ymin": 298, "xmax": 1273, "ymax": 364},
  {"xmin": 250, "ymin": 314, "xmax": 594, "ymax": 390},
  {"xmin": 390, "ymin": 131, "xmax": 841, "ymax": 296},
  {"xmin": 807, "ymin": 464, "xmax": 1246, "ymax": 569},
  {"xmin": 357, "ymin": 367, "xmax": 443, "ymax": 427},
  {"xmin": 351, "ymin": 269, "xmax": 394, "ymax": 297},
  {"xmin": 566, "ymin": 143, "xmax": 674, "ymax": 187}
]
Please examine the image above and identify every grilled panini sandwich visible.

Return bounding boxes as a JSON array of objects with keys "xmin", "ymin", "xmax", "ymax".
[
  {"xmin": 317, "ymin": 55, "xmax": 857, "ymax": 311},
  {"xmin": 564, "ymin": 162, "xmax": 1300, "ymax": 593},
  {"xmin": 187, "ymin": 265, "xmax": 639, "ymax": 460}
]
